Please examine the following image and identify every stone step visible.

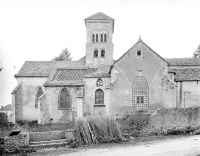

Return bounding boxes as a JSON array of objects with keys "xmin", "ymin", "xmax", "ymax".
[{"xmin": 30, "ymin": 139, "xmax": 69, "ymax": 148}]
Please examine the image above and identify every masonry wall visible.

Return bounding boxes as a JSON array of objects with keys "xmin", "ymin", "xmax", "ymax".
[
  {"xmin": 148, "ymin": 107, "xmax": 200, "ymax": 130},
  {"xmin": 14, "ymin": 77, "xmax": 47, "ymax": 121},
  {"xmin": 86, "ymin": 20, "xmax": 114, "ymax": 67},
  {"xmin": 110, "ymin": 41, "xmax": 176, "ymax": 115},
  {"xmin": 177, "ymin": 81, "xmax": 200, "ymax": 108},
  {"xmin": 45, "ymin": 86, "xmax": 81, "ymax": 123},
  {"xmin": 84, "ymin": 77, "xmax": 111, "ymax": 116}
]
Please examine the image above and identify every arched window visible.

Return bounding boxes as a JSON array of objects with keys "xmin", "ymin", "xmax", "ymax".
[
  {"xmin": 101, "ymin": 34, "xmax": 103, "ymax": 42},
  {"xmin": 59, "ymin": 88, "xmax": 71, "ymax": 109},
  {"xmin": 101, "ymin": 49, "xmax": 105, "ymax": 58},
  {"xmin": 95, "ymin": 89, "xmax": 104, "ymax": 104},
  {"xmin": 132, "ymin": 73, "xmax": 149, "ymax": 110},
  {"xmin": 104, "ymin": 34, "xmax": 107, "ymax": 42},
  {"xmin": 92, "ymin": 34, "xmax": 95, "ymax": 42},
  {"xmin": 94, "ymin": 49, "xmax": 98, "ymax": 58},
  {"xmin": 96, "ymin": 34, "xmax": 98, "ymax": 42},
  {"xmin": 96, "ymin": 78, "xmax": 103, "ymax": 87},
  {"xmin": 35, "ymin": 87, "xmax": 44, "ymax": 108}
]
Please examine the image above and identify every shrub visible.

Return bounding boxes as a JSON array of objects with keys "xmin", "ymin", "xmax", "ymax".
[{"xmin": 0, "ymin": 112, "xmax": 8, "ymax": 126}]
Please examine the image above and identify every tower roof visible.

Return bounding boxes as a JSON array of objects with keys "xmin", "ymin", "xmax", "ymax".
[{"xmin": 85, "ymin": 12, "xmax": 114, "ymax": 20}]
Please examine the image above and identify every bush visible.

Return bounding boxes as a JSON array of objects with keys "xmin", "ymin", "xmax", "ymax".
[{"xmin": 0, "ymin": 112, "xmax": 8, "ymax": 126}]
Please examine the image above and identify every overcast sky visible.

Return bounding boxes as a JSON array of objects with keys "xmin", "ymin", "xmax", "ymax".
[{"xmin": 0, "ymin": 0, "xmax": 200, "ymax": 106}]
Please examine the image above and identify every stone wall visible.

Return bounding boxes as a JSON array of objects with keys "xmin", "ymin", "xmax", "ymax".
[
  {"xmin": 30, "ymin": 131, "xmax": 65, "ymax": 142},
  {"xmin": 84, "ymin": 77, "xmax": 111, "ymax": 116},
  {"xmin": 45, "ymin": 86, "xmax": 80, "ymax": 124},
  {"xmin": 148, "ymin": 107, "xmax": 200, "ymax": 130}
]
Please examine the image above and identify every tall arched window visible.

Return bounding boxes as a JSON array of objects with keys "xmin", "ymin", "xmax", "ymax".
[
  {"xmin": 95, "ymin": 89, "xmax": 104, "ymax": 104},
  {"xmin": 35, "ymin": 87, "xmax": 44, "ymax": 108},
  {"xmin": 96, "ymin": 34, "xmax": 98, "ymax": 42},
  {"xmin": 132, "ymin": 73, "xmax": 149, "ymax": 110},
  {"xmin": 104, "ymin": 34, "xmax": 107, "ymax": 42},
  {"xmin": 59, "ymin": 88, "xmax": 71, "ymax": 109},
  {"xmin": 101, "ymin": 49, "xmax": 105, "ymax": 58},
  {"xmin": 92, "ymin": 34, "xmax": 95, "ymax": 42},
  {"xmin": 101, "ymin": 34, "xmax": 103, "ymax": 42},
  {"xmin": 94, "ymin": 49, "xmax": 98, "ymax": 58}
]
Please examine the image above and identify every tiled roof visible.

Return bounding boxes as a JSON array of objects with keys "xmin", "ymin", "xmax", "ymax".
[
  {"xmin": 173, "ymin": 68, "xmax": 200, "ymax": 81},
  {"xmin": 167, "ymin": 58, "xmax": 200, "ymax": 66},
  {"xmin": 85, "ymin": 12, "xmax": 113, "ymax": 20},
  {"xmin": 0, "ymin": 104, "xmax": 12, "ymax": 111},
  {"xmin": 44, "ymin": 68, "xmax": 98, "ymax": 86},
  {"xmin": 52, "ymin": 68, "xmax": 98, "ymax": 81},
  {"xmin": 15, "ymin": 60, "xmax": 85, "ymax": 77}
]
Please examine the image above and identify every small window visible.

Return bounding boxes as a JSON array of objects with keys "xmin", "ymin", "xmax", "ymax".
[
  {"xmin": 92, "ymin": 34, "xmax": 95, "ymax": 42},
  {"xmin": 94, "ymin": 50, "xmax": 98, "ymax": 58},
  {"xmin": 59, "ymin": 88, "xmax": 71, "ymax": 109},
  {"xmin": 101, "ymin": 34, "xmax": 103, "ymax": 42},
  {"xmin": 137, "ymin": 96, "xmax": 144, "ymax": 104},
  {"xmin": 96, "ymin": 78, "xmax": 103, "ymax": 87},
  {"xmin": 95, "ymin": 89, "xmax": 104, "ymax": 104},
  {"xmin": 137, "ymin": 50, "xmax": 141, "ymax": 56},
  {"xmin": 96, "ymin": 34, "xmax": 98, "ymax": 42},
  {"xmin": 35, "ymin": 87, "xmax": 44, "ymax": 108},
  {"xmin": 101, "ymin": 49, "xmax": 105, "ymax": 58},
  {"xmin": 104, "ymin": 34, "xmax": 107, "ymax": 42}
]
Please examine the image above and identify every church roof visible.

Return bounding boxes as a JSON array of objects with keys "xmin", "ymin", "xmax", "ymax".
[
  {"xmin": 15, "ymin": 61, "xmax": 84, "ymax": 77},
  {"xmin": 167, "ymin": 58, "xmax": 200, "ymax": 66},
  {"xmin": 44, "ymin": 67, "xmax": 98, "ymax": 87},
  {"xmin": 112, "ymin": 40, "xmax": 169, "ymax": 66},
  {"xmin": 85, "ymin": 12, "xmax": 114, "ymax": 20},
  {"xmin": 174, "ymin": 68, "xmax": 200, "ymax": 81}
]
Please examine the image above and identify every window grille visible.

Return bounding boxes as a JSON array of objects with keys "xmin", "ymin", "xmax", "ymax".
[
  {"xmin": 132, "ymin": 75, "xmax": 149, "ymax": 110},
  {"xmin": 95, "ymin": 89, "xmax": 104, "ymax": 104},
  {"xmin": 59, "ymin": 88, "xmax": 71, "ymax": 109}
]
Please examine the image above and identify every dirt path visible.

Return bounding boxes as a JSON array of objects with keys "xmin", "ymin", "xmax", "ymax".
[{"xmin": 60, "ymin": 135, "xmax": 200, "ymax": 156}]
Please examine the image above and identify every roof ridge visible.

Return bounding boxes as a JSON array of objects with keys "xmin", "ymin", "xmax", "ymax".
[{"xmin": 85, "ymin": 12, "xmax": 114, "ymax": 20}]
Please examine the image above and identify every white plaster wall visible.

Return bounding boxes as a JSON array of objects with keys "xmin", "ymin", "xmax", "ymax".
[
  {"xmin": 181, "ymin": 81, "xmax": 200, "ymax": 107},
  {"xmin": 16, "ymin": 77, "xmax": 47, "ymax": 121}
]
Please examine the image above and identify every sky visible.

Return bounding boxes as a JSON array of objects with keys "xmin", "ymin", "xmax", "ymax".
[{"xmin": 0, "ymin": 0, "xmax": 200, "ymax": 107}]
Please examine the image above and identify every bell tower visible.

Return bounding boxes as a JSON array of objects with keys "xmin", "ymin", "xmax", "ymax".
[{"xmin": 84, "ymin": 12, "xmax": 114, "ymax": 67}]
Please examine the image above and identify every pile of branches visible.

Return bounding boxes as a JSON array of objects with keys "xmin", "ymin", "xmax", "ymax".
[{"xmin": 70, "ymin": 116, "xmax": 122, "ymax": 148}]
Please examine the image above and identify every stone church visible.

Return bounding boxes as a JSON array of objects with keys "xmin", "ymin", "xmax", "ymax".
[{"xmin": 12, "ymin": 12, "xmax": 200, "ymax": 124}]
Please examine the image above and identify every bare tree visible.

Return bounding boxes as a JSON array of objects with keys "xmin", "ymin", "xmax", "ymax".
[
  {"xmin": 193, "ymin": 45, "xmax": 200, "ymax": 58},
  {"xmin": 52, "ymin": 48, "xmax": 72, "ymax": 61}
]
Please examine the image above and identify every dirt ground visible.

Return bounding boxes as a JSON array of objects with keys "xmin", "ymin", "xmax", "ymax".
[{"xmin": 25, "ymin": 134, "xmax": 200, "ymax": 156}]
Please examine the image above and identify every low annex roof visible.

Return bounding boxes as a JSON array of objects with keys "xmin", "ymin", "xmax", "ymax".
[
  {"xmin": 44, "ymin": 68, "xmax": 98, "ymax": 87},
  {"xmin": 167, "ymin": 58, "xmax": 200, "ymax": 66},
  {"xmin": 172, "ymin": 68, "xmax": 200, "ymax": 81}
]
